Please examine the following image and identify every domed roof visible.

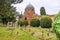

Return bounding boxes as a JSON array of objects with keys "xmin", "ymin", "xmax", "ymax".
[{"xmin": 25, "ymin": 4, "xmax": 34, "ymax": 9}]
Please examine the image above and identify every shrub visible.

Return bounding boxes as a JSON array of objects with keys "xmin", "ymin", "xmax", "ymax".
[
  {"xmin": 18, "ymin": 20, "xmax": 23, "ymax": 26},
  {"xmin": 30, "ymin": 18, "xmax": 40, "ymax": 27},
  {"xmin": 40, "ymin": 16, "xmax": 52, "ymax": 28},
  {"xmin": 18, "ymin": 20, "xmax": 28, "ymax": 26},
  {"xmin": 23, "ymin": 20, "xmax": 28, "ymax": 26},
  {"xmin": 52, "ymin": 12, "xmax": 60, "ymax": 39}
]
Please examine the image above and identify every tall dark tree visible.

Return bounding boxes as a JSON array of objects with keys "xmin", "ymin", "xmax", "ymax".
[
  {"xmin": 0, "ymin": 0, "xmax": 23, "ymax": 25},
  {"xmin": 40, "ymin": 7, "xmax": 46, "ymax": 15}
]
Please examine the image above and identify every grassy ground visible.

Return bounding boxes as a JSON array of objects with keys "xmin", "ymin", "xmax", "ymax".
[
  {"xmin": 0, "ymin": 26, "xmax": 58, "ymax": 40},
  {"xmin": 0, "ymin": 27, "xmax": 40, "ymax": 40},
  {"xmin": 21, "ymin": 26, "xmax": 58, "ymax": 40}
]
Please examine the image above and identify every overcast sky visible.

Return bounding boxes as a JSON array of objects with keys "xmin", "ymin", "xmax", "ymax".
[{"xmin": 12, "ymin": 0, "xmax": 60, "ymax": 15}]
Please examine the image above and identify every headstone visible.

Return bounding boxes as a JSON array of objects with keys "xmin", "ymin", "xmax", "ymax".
[{"xmin": 7, "ymin": 22, "xmax": 13, "ymax": 30}]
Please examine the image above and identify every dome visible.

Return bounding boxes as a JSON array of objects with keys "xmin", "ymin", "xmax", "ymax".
[{"xmin": 25, "ymin": 4, "xmax": 34, "ymax": 9}]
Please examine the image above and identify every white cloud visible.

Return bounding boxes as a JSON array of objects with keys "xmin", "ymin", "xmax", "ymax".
[{"xmin": 12, "ymin": 0, "xmax": 60, "ymax": 15}]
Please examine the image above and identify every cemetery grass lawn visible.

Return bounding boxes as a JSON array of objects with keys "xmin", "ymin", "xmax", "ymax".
[
  {"xmin": 21, "ymin": 27, "xmax": 57, "ymax": 40},
  {"xmin": 0, "ymin": 27, "xmax": 57, "ymax": 40},
  {"xmin": 0, "ymin": 27, "xmax": 40, "ymax": 40}
]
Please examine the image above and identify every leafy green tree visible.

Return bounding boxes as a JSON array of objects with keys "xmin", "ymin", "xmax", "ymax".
[
  {"xmin": 19, "ymin": 13, "xmax": 23, "ymax": 19},
  {"xmin": 0, "ymin": 0, "xmax": 23, "ymax": 25},
  {"xmin": 40, "ymin": 7, "xmax": 46, "ymax": 15},
  {"xmin": 0, "ymin": 19, "xmax": 2, "ymax": 23}
]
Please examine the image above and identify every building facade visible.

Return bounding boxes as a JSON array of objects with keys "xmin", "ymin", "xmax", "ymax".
[
  {"xmin": 22, "ymin": 4, "xmax": 36, "ymax": 25},
  {"xmin": 22, "ymin": 4, "xmax": 55, "ymax": 25}
]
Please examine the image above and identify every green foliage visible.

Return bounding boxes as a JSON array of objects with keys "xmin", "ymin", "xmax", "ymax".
[
  {"xmin": 52, "ymin": 12, "xmax": 60, "ymax": 39},
  {"xmin": 18, "ymin": 20, "xmax": 23, "ymax": 26},
  {"xmin": 40, "ymin": 16, "xmax": 52, "ymax": 28},
  {"xmin": 0, "ymin": 19, "xmax": 2, "ymax": 23},
  {"xmin": 18, "ymin": 20, "xmax": 28, "ymax": 26},
  {"xmin": 40, "ymin": 7, "xmax": 46, "ymax": 15},
  {"xmin": 23, "ymin": 20, "xmax": 28, "ymax": 26},
  {"xmin": 1, "ymin": 7, "xmax": 17, "ymax": 24},
  {"xmin": 19, "ymin": 13, "xmax": 23, "ymax": 19},
  {"xmin": 0, "ymin": 0, "xmax": 23, "ymax": 25},
  {"xmin": 30, "ymin": 18, "xmax": 40, "ymax": 27}
]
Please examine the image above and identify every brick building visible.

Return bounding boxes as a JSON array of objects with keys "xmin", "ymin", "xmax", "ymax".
[
  {"xmin": 22, "ymin": 4, "xmax": 55, "ymax": 25},
  {"xmin": 22, "ymin": 4, "xmax": 37, "ymax": 25}
]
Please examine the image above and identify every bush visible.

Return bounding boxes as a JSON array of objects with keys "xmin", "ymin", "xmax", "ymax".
[
  {"xmin": 23, "ymin": 20, "xmax": 28, "ymax": 26},
  {"xmin": 30, "ymin": 18, "xmax": 40, "ymax": 27},
  {"xmin": 40, "ymin": 16, "xmax": 52, "ymax": 28},
  {"xmin": 18, "ymin": 20, "xmax": 23, "ymax": 26},
  {"xmin": 18, "ymin": 20, "xmax": 28, "ymax": 26},
  {"xmin": 52, "ymin": 12, "xmax": 60, "ymax": 39}
]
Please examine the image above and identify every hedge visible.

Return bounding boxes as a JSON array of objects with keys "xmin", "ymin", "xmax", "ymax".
[
  {"xmin": 30, "ymin": 18, "xmax": 40, "ymax": 27},
  {"xmin": 40, "ymin": 16, "xmax": 52, "ymax": 28}
]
